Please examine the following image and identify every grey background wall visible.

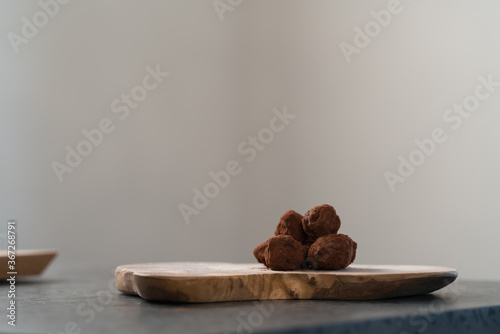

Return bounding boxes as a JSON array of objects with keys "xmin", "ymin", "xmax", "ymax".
[{"xmin": 1, "ymin": 0, "xmax": 499, "ymax": 280}]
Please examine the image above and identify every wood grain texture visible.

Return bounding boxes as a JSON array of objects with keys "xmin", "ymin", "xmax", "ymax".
[
  {"xmin": 1, "ymin": 249, "xmax": 57, "ymax": 279},
  {"xmin": 115, "ymin": 262, "xmax": 457, "ymax": 303}
]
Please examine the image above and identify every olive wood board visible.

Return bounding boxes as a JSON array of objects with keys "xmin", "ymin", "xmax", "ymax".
[
  {"xmin": 1, "ymin": 249, "xmax": 57, "ymax": 279},
  {"xmin": 115, "ymin": 262, "xmax": 457, "ymax": 303}
]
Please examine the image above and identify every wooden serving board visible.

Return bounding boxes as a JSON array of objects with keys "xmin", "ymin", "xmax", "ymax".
[
  {"xmin": 1, "ymin": 249, "xmax": 57, "ymax": 279},
  {"xmin": 115, "ymin": 262, "xmax": 457, "ymax": 303}
]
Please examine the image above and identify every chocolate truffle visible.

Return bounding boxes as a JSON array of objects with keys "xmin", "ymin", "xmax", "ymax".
[
  {"xmin": 302, "ymin": 204, "xmax": 341, "ymax": 240},
  {"xmin": 265, "ymin": 235, "xmax": 308, "ymax": 270},
  {"xmin": 274, "ymin": 210, "xmax": 308, "ymax": 244},
  {"xmin": 306, "ymin": 234, "xmax": 356, "ymax": 270},
  {"xmin": 351, "ymin": 240, "xmax": 358, "ymax": 263},
  {"xmin": 253, "ymin": 241, "xmax": 268, "ymax": 265}
]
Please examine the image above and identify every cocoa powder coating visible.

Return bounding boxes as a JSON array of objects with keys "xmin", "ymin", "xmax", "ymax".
[
  {"xmin": 351, "ymin": 240, "xmax": 358, "ymax": 263},
  {"xmin": 253, "ymin": 241, "xmax": 268, "ymax": 265},
  {"xmin": 274, "ymin": 210, "xmax": 308, "ymax": 244},
  {"xmin": 307, "ymin": 234, "xmax": 356, "ymax": 270},
  {"xmin": 302, "ymin": 204, "xmax": 341, "ymax": 240},
  {"xmin": 265, "ymin": 235, "xmax": 308, "ymax": 270}
]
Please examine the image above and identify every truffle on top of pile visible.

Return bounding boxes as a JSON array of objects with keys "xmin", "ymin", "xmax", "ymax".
[
  {"xmin": 302, "ymin": 204, "xmax": 341, "ymax": 240},
  {"xmin": 253, "ymin": 204, "xmax": 357, "ymax": 271},
  {"xmin": 274, "ymin": 210, "xmax": 308, "ymax": 244}
]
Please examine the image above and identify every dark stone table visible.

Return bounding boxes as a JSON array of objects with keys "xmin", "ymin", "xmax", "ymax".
[{"xmin": 1, "ymin": 262, "xmax": 499, "ymax": 334}]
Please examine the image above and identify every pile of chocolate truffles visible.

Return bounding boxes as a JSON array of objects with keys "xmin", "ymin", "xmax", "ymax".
[{"xmin": 253, "ymin": 204, "xmax": 357, "ymax": 270}]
